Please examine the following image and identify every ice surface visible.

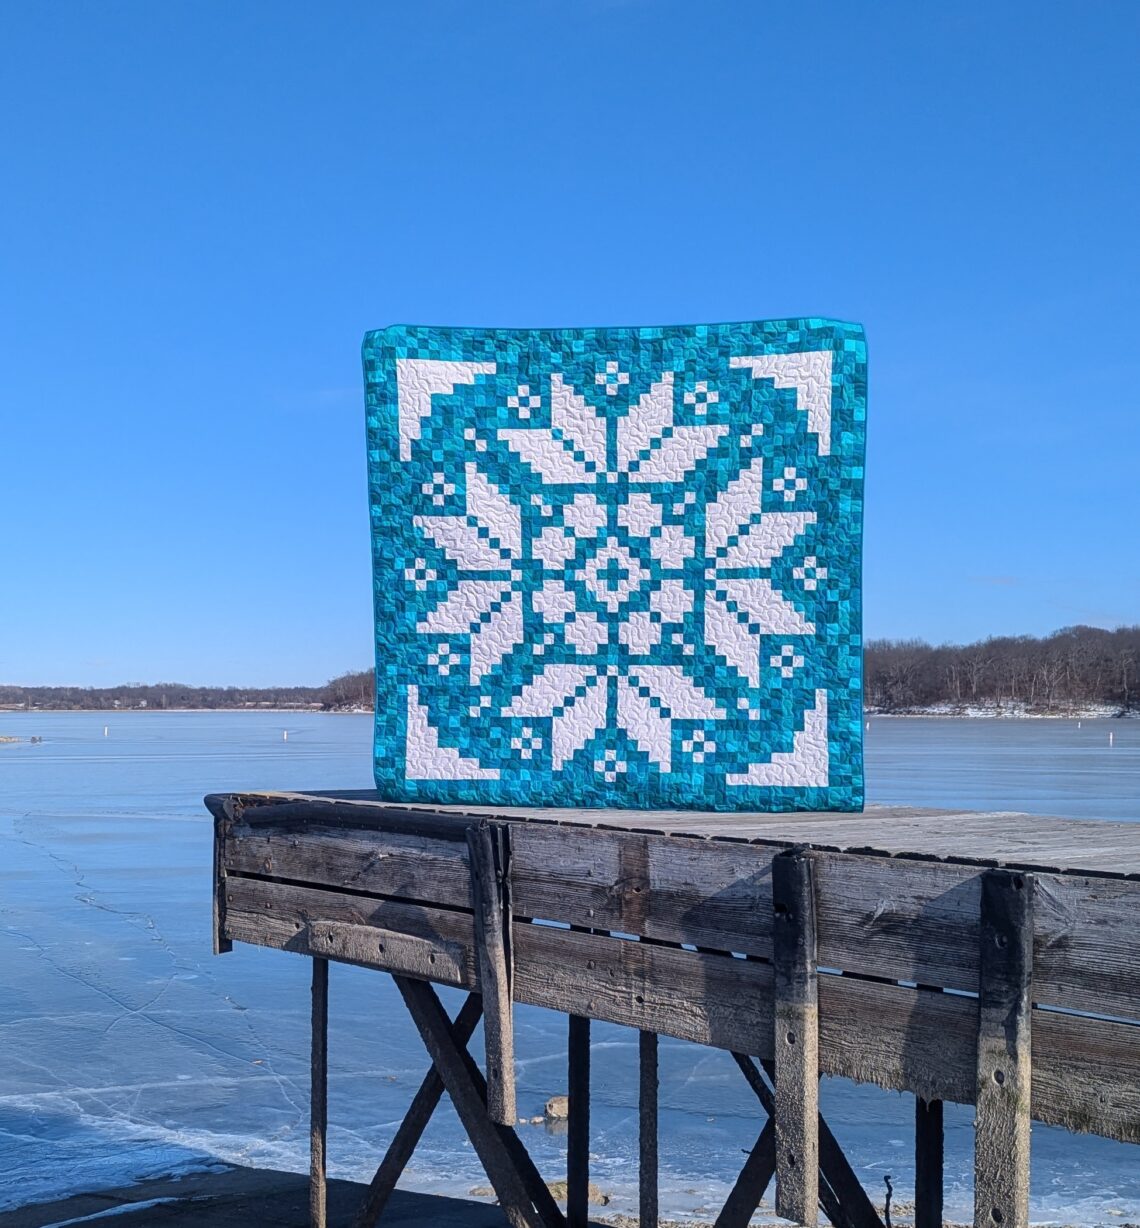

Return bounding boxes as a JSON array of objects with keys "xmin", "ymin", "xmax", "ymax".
[{"xmin": 1, "ymin": 712, "xmax": 1137, "ymax": 1221}]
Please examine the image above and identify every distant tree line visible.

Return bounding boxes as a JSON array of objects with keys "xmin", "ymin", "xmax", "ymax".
[
  {"xmin": 865, "ymin": 625, "xmax": 1139, "ymax": 713},
  {"xmin": 0, "ymin": 671, "xmax": 376, "ymax": 712},
  {"xmin": 4, "ymin": 626, "xmax": 1137, "ymax": 715}
]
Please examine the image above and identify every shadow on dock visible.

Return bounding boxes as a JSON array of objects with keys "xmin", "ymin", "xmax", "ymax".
[{"xmin": 0, "ymin": 1165, "xmax": 611, "ymax": 1228}]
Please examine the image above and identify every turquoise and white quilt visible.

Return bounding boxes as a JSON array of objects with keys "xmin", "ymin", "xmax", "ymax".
[{"xmin": 364, "ymin": 320, "xmax": 866, "ymax": 811}]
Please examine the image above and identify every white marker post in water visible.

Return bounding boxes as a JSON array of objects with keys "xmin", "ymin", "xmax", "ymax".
[{"xmin": 283, "ymin": 730, "xmax": 288, "ymax": 741}]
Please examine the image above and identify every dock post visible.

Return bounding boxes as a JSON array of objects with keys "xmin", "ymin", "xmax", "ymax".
[
  {"xmin": 311, "ymin": 956, "xmax": 329, "ymax": 1228},
  {"xmin": 772, "ymin": 850, "xmax": 819, "ymax": 1227},
  {"xmin": 914, "ymin": 1096, "xmax": 943, "ymax": 1228},
  {"xmin": 567, "ymin": 1013, "xmax": 591, "ymax": 1228},
  {"xmin": 468, "ymin": 820, "xmax": 517, "ymax": 1126},
  {"xmin": 639, "ymin": 1030, "xmax": 659, "ymax": 1228},
  {"xmin": 974, "ymin": 870, "xmax": 1034, "ymax": 1228}
]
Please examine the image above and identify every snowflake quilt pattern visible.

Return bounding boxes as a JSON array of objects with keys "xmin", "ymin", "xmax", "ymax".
[{"xmin": 365, "ymin": 319, "xmax": 866, "ymax": 811}]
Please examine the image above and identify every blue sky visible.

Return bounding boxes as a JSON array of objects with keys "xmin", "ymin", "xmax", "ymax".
[{"xmin": 2, "ymin": 1, "xmax": 1137, "ymax": 687}]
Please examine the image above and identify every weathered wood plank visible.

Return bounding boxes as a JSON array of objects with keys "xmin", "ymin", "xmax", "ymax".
[
  {"xmin": 353, "ymin": 994, "xmax": 483, "ymax": 1228},
  {"xmin": 772, "ymin": 852, "xmax": 819, "ymax": 1226},
  {"xmin": 309, "ymin": 919, "xmax": 469, "ymax": 985},
  {"xmin": 210, "ymin": 791, "xmax": 1140, "ymax": 879},
  {"xmin": 224, "ymin": 822, "xmax": 470, "ymax": 905},
  {"xmin": 217, "ymin": 795, "xmax": 475, "ymax": 842},
  {"xmin": 224, "ymin": 810, "xmax": 1140, "ymax": 1023},
  {"xmin": 310, "ymin": 958, "xmax": 328, "ymax": 1228},
  {"xmin": 512, "ymin": 825, "xmax": 1140, "ymax": 1021},
  {"xmin": 514, "ymin": 923, "xmax": 774, "ymax": 1055},
  {"xmin": 512, "ymin": 825, "xmax": 774, "ymax": 957},
  {"xmin": 815, "ymin": 857, "xmax": 1140, "ymax": 1022},
  {"xmin": 974, "ymin": 871, "xmax": 1034, "ymax": 1228},
  {"xmin": 221, "ymin": 876, "xmax": 1140, "ymax": 1144},
  {"xmin": 223, "ymin": 876, "xmax": 478, "ymax": 988},
  {"xmin": 468, "ymin": 821, "xmax": 516, "ymax": 1126},
  {"xmin": 212, "ymin": 806, "xmax": 233, "ymax": 956},
  {"xmin": 567, "ymin": 1014, "xmax": 590, "ymax": 1228}
]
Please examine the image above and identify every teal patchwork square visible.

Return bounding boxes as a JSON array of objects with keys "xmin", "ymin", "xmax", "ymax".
[{"xmin": 364, "ymin": 319, "xmax": 866, "ymax": 811}]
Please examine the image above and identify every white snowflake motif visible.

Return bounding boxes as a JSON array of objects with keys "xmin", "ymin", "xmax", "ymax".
[
  {"xmin": 793, "ymin": 555, "xmax": 828, "ymax": 591},
  {"xmin": 408, "ymin": 363, "xmax": 825, "ymax": 784},
  {"xmin": 770, "ymin": 644, "xmax": 805, "ymax": 679},
  {"xmin": 772, "ymin": 466, "xmax": 808, "ymax": 502},
  {"xmin": 595, "ymin": 360, "xmax": 630, "ymax": 396},
  {"xmin": 683, "ymin": 380, "xmax": 719, "ymax": 416},
  {"xmin": 507, "ymin": 384, "xmax": 542, "ymax": 419}
]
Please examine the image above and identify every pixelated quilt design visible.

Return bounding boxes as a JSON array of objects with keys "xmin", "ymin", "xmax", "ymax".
[{"xmin": 365, "ymin": 320, "xmax": 866, "ymax": 811}]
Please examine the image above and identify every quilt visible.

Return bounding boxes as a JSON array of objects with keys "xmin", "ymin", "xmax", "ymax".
[{"xmin": 364, "ymin": 319, "xmax": 866, "ymax": 811}]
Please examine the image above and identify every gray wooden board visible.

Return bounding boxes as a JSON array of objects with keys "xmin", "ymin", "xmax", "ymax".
[
  {"xmin": 221, "ymin": 875, "xmax": 1140, "ymax": 1143},
  {"xmin": 221, "ymin": 817, "xmax": 1140, "ymax": 1022},
  {"xmin": 208, "ymin": 792, "xmax": 1140, "ymax": 878}
]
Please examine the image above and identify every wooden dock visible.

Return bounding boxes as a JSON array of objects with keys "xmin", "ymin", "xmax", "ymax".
[{"xmin": 207, "ymin": 791, "xmax": 1140, "ymax": 1228}]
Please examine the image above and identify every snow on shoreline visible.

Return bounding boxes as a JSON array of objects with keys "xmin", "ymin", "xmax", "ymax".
[{"xmin": 866, "ymin": 702, "xmax": 1138, "ymax": 720}]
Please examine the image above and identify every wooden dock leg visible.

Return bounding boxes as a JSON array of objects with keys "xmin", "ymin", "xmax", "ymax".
[
  {"xmin": 639, "ymin": 1030, "xmax": 659, "ymax": 1228},
  {"xmin": 567, "ymin": 1014, "xmax": 590, "ymax": 1228},
  {"xmin": 974, "ymin": 870, "xmax": 1034, "ymax": 1228},
  {"xmin": 772, "ymin": 850, "xmax": 819, "ymax": 1227},
  {"xmin": 311, "ymin": 957, "xmax": 328, "ymax": 1228},
  {"xmin": 914, "ymin": 1097, "xmax": 943, "ymax": 1228},
  {"xmin": 354, "ymin": 993, "xmax": 484, "ymax": 1228},
  {"xmin": 468, "ymin": 820, "xmax": 516, "ymax": 1126}
]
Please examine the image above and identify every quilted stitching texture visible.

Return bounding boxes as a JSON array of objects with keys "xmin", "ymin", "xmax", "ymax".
[{"xmin": 364, "ymin": 319, "xmax": 866, "ymax": 811}]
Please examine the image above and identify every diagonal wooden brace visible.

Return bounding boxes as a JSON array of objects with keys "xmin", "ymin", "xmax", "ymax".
[
  {"xmin": 732, "ymin": 1053, "xmax": 883, "ymax": 1228},
  {"xmin": 468, "ymin": 819, "xmax": 517, "ymax": 1126},
  {"xmin": 394, "ymin": 975, "xmax": 561, "ymax": 1228},
  {"xmin": 353, "ymin": 993, "xmax": 484, "ymax": 1228},
  {"xmin": 714, "ymin": 1118, "xmax": 776, "ymax": 1228}
]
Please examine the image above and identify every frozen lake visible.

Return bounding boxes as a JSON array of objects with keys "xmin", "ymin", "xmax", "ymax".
[{"xmin": 1, "ymin": 712, "xmax": 1138, "ymax": 1222}]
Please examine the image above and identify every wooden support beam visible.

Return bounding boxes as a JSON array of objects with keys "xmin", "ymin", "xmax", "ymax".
[
  {"xmin": 732, "ymin": 1054, "xmax": 882, "ymax": 1228},
  {"xmin": 212, "ymin": 808, "xmax": 232, "ymax": 955},
  {"xmin": 567, "ymin": 1014, "xmax": 591, "ymax": 1228},
  {"xmin": 914, "ymin": 1097, "xmax": 944, "ymax": 1228},
  {"xmin": 353, "ymin": 994, "xmax": 483, "ymax": 1228},
  {"xmin": 974, "ymin": 870, "xmax": 1034, "ymax": 1228},
  {"xmin": 639, "ymin": 1030, "xmax": 659, "ymax": 1228},
  {"xmin": 468, "ymin": 820, "xmax": 516, "ymax": 1126},
  {"xmin": 394, "ymin": 976, "xmax": 547, "ymax": 1228},
  {"xmin": 772, "ymin": 850, "xmax": 820, "ymax": 1227},
  {"xmin": 310, "ymin": 957, "xmax": 328, "ymax": 1228},
  {"xmin": 714, "ymin": 1121, "xmax": 776, "ymax": 1228}
]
